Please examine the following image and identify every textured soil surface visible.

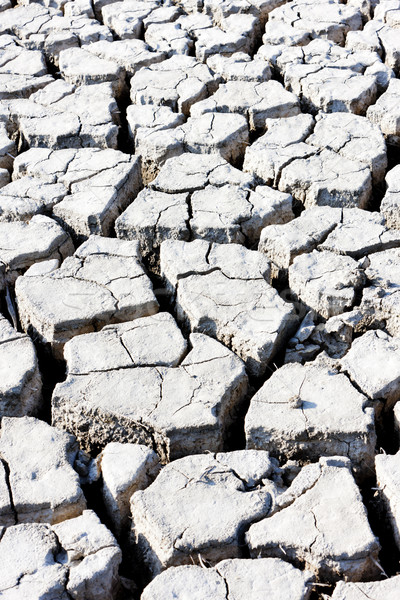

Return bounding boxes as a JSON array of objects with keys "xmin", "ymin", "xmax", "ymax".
[{"xmin": 1, "ymin": 1, "xmax": 400, "ymax": 599}]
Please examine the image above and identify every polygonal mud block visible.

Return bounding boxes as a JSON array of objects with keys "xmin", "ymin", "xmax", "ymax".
[
  {"xmin": 245, "ymin": 361, "xmax": 376, "ymax": 479},
  {"xmin": 52, "ymin": 313, "xmax": 248, "ymax": 461},
  {"xmin": 247, "ymin": 457, "xmax": 380, "ymax": 582},
  {"xmin": 0, "ymin": 510, "xmax": 121, "ymax": 600},
  {"xmin": 289, "ymin": 250, "xmax": 366, "ymax": 319},
  {"xmin": 15, "ymin": 236, "xmax": 158, "ymax": 359},
  {"xmin": 341, "ymin": 330, "xmax": 400, "ymax": 410},
  {"xmin": 0, "ymin": 315, "xmax": 42, "ymax": 418},
  {"xmin": 0, "ymin": 216, "xmax": 74, "ymax": 285},
  {"xmin": 0, "ymin": 416, "xmax": 85, "ymax": 525},
  {"xmin": 131, "ymin": 450, "xmax": 280, "ymax": 576},
  {"xmin": 161, "ymin": 239, "xmax": 297, "ymax": 376},
  {"xmin": 141, "ymin": 558, "xmax": 314, "ymax": 600}
]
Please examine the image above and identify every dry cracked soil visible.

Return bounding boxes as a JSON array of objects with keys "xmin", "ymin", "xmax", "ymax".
[{"xmin": 1, "ymin": 0, "xmax": 400, "ymax": 599}]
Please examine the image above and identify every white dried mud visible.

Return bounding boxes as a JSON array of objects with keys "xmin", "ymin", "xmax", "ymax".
[
  {"xmin": 52, "ymin": 313, "xmax": 248, "ymax": 461},
  {"xmin": 116, "ymin": 152, "xmax": 293, "ymax": 251},
  {"xmin": 0, "ymin": 510, "xmax": 121, "ymax": 600},
  {"xmin": 15, "ymin": 236, "xmax": 158, "ymax": 358},
  {"xmin": 130, "ymin": 450, "xmax": 278, "ymax": 576},
  {"xmin": 0, "ymin": 315, "xmax": 42, "ymax": 418},
  {"xmin": 0, "ymin": 416, "xmax": 86, "ymax": 525},
  {"xmin": 0, "ymin": 0, "xmax": 400, "ymax": 597},
  {"xmin": 161, "ymin": 239, "xmax": 297, "ymax": 376}
]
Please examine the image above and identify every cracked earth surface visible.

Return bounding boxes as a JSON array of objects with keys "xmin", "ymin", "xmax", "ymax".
[{"xmin": 1, "ymin": 0, "xmax": 400, "ymax": 599}]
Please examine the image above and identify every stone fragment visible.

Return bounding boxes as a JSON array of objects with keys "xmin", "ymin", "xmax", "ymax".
[
  {"xmin": 161, "ymin": 239, "xmax": 297, "ymax": 376},
  {"xmin": 202, "ymin": 0, "xmax": 286, "ymax": 25},
  {"xmin": 191, "ymin": 80, "xmax": 300, "ymax": 131},
  {"xmin": 287, "ymin": 310, "xmax": 317, "ymax": 346},
  {"xmin": 130, "ymin": 55, "xmax": 218, "ymax": 116},
  {"xmin": 262, "ymin": 20, "xmax": 311, "ymax": 47},
  {"xmin": 290, "ymin": 312, "xmax": 356, "ymax": 361},
  {"xmin": 381, "ymin": 165, "xmax": 400, "ymax": 229},
  {"xmin": 15, "ymin": 236, "xmax": 158, "ymax": 359},
  {"xmin": 52, "ymin": 316, "xmax": 248, "ymax": 460},
  {"xmin": 244, "ymin": 113, "xmax": 316, "ymax": 187},
  {"xmin": 63, "ymin": 312, "xmax": 187, "ymax": 374},
  {"xmin": 376, "ymin": 450, "xmax": 400, "ymax": 551},
  {"xmin": 99, "ymin": 442, "xmax": 160, "ymax": 537},
  {"xmin": 131, "ymin": 450, "xmax": 278, "ymax": 576},
  {"xmin": 0, "ymin": 416, "xmax": 85, "ymax": 525},
  {"xmin": 215, "ymin": 558, "xmax": 313, "ymax": 600},
  {"xmin": 374, "ymin": 1, "xmax": 400, "ymax": 27},
  {"xmin": 175, "ymin": 11, "xmax": 214, "ymax": 41},
  {"xmin": 190, "ymin": 184, "xmax": 291, "ymax": 244},
  {"xmin": 0, "ymin": 80, "xmax": 119, "ymax": 151},
  {"xmin": 64, "ymin": 0, "xmax": 95, "ymax": 17},
  {"xmin": 0, "ymin": 511, "xmax": 121, "ymax": 600},
  {"xmin": 243, "ymin": 187, "xmax": 294, "ymax": 243},
  {"xmin": 142, "ymin": 3, "xmax": 181, "ymax": 30},
  {"xmin": 245, "ymin": 362, "xmax": 376, "ymax": 478},
  {"xmin": 0, "ymin": 36, "xmax": 47, "ymax": 79},
  {"xmin": 246, "ymin": 457, "xmax": 380, "ymax": 581},
  {"xmin": 0, "ymin": 215, "xmax": 73, "ymax": 285},
  {"xmin": 206, "ymin": 52, "xmax": 272, "ymax": 82},
  {"xmin": 345, "ymin": 18, "xmax": 385, "ymax": 55},
  {"xmin": 141, "ymin": 558, "xmax": 313, "ymax": 600},
  {"xmin": 332, "ymin": 575, "xmax": 400, "ymax": 600},
  {"xmin": 141, "ymin": 565, "xmax": 228, "ymax": 600},
  {"xmin": 58, "ymin": 47, "xmax": 126, "ymax": 98},
  {"xmin": 0, "ymin": 315, "xmax": 42, "ymax": 418},
  {"xmin": 23, "ymin": 258, "xmax": 60, "ymax": 277},
  {"xmin": 115, "ymin": 188, "xmax": 190, "ymax": 254},
  {"xmin": 341, "ymin": 330, "xmax": 400, "ymax": 409},
  {"xmin": 131, "ymin": 149, "xmax": 255, "ymax": 209},
  {"xmin": 173, "ymin": 113, "xmax": 249, "ymax": 161},
  {"xmin": 284, "ymin": 344, "xmax": 321, "ymax": 365},
  {"xmin": 0, "ymin": 37, "xmax": 53, "ymax": 100},
  {"xmin": 12, "ymin": 147, "xmax": 142, "ymax": 240},
  {"xmin": 17, "ymin": 0, "xmax": 69, "ymax": 11},
  {"xmin": 0, "ymin": 522, "xmax": 69, "ymax": 599},
  {"xmin": 367, "ymin": 78, "xmax": 400, "ymax": 145},
  {"xmin": 280, "ymin": 150, "xmax": 372, "ymax": 210},
  {"xmin": 289, "ymin": 250, "xmax": 366, "ymax": 318}
]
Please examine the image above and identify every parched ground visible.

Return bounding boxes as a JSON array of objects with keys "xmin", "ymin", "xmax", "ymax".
[{"xmin": 1, "ymin": 0, "xmax": 400, "ymax": 599}]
